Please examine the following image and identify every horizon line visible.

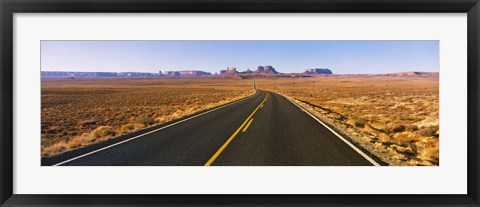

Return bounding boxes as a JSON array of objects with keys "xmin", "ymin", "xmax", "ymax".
[{"xmin": 40, "ymin": 69, "xmax": 439, "ymax": 75}]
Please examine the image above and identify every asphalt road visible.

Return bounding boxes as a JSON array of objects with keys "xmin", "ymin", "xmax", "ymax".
[{"xmin": 45, "ymin": 90, "xmax": 377, "ymax": 166}]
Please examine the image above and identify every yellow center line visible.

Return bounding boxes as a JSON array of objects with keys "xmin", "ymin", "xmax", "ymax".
[
  {"xmin": 204, "ymin": 93, "xmax": 267, "ymax": 166},
  {"xmin": 242, "ymin": 118, "xmax": 254, "ymax": 132}
]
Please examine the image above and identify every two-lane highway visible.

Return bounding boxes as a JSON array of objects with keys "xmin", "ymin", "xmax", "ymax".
[
  {"xmin": 44, "ymin": 90, "xmax": 377, "ymax": 166},
  {"xmin": 211, "ymin": 91, "xmax": 375, "ymax": 166}
]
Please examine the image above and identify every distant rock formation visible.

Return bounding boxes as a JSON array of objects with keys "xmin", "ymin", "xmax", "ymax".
[
  {"xmin": 220, "ymin": 65, "xmax": 279, "ymax": 76},
  {"xmin": 242, "ymin": 69, "xmax": 254, "ymax": 74},
  {"xmin": 162, "ymin": 70, "xmax": 211, "ymax": 77},
  {"xmin": 304, "ymin": 68, "xmax": 333, "ymax": 75},
  {"xmin": 41, "ymin": 70, "xmax": 212, "ymax": 78},
  {"xmin": 41, "ymin": 71, "xmax": 158, "ymax": 77},
  {"xmin": 387, "ymin": 71, "xmax": 439, "ymax": 77},
  {"xmin": 220, "ymin": 67, "xmax": 239, "ymax": 75},
  {"xmin": 255, "ymin": 65, "xmax": 278, "ymax": 74},
  {"xmin": 163, "ymin": 71, "xmax": 180, "ymax": 77},
  {"xmin": 118, "ymin": 72, "xmax": 158, "ymax": 77}
]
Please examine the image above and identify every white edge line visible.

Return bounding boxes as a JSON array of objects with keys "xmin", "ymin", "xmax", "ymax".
[
  {"xmin": 285, "ymin": 96, "xmax": 381, "ymax": 166},
  {"xmin": 52, "ymin": 92, "xmax": 258, "ymax": 166}
]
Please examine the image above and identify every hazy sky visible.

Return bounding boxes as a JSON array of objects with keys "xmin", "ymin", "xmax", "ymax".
[{"xmin": 41, "ymin": 40, "xmax": 439, "ymax": 74}]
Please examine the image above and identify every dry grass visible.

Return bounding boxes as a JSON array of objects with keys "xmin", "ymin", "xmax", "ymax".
[
  {"xmin": 41, "ymin": 77, "xmax": 254, "ymax": 157},
  {"xmin": 258, "ymin": 75, "xmax": 439, "ymax": 166}
]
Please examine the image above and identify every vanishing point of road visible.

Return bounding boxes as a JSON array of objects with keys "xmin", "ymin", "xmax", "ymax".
[{"xmin": 43, "ymin": 90, "xmax": 379, "ymax": 166}]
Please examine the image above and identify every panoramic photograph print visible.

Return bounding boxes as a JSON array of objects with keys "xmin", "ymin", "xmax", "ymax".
[{"xmin": 40, "ymin": 40, "xmax": 439, "ymax": 166}]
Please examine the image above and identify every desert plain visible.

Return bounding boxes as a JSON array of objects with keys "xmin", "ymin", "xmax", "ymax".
[{"xmin": 41, "ymin": 74, "xmax": 439, "ymax": 166}]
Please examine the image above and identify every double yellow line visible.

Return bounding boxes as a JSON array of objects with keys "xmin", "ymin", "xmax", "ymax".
[
  {"xmin": 204, "ymin": 93, "xmax": 268, "ymax": 166},
  {"xmin": 242, "ymin": 118, "xmax": 254, "ymax": 132}
]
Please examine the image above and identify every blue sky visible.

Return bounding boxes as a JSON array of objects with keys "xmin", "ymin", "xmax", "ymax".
[{"xmin": 41, "ymin": 41, "xmax": 439, "ymax": 74}]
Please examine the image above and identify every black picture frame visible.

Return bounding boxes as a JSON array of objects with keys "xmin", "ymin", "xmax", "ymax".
[{"xmin": 1, "ymin": 0, "xmax": 479, "ymax": 206}]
